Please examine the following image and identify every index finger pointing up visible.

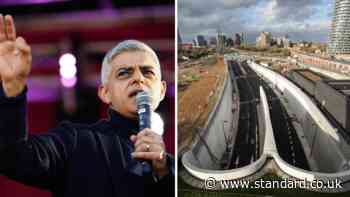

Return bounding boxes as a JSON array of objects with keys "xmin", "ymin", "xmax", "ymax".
[
  {"xmin": 5, "ymin": 15, "xmax": 16, "ymax": 41},
  {"xmin": 0, "ymin": 14, "xmax": 6, "ymax": 42}
]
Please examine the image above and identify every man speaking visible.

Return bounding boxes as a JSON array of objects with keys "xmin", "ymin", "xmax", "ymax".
[{"xmin": 0, "ymin": 14, "xmax": 174, "ymax": 197}]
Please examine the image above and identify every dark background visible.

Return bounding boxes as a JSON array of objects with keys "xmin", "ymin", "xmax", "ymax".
[{"xmin": 0, "ymin": 0, "xmax": 175, "ymax": 196}]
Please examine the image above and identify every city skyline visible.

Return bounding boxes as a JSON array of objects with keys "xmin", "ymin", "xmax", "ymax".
[{"xmin": 179, "ymin": 0, "xmax": 333, "ymax": 44}]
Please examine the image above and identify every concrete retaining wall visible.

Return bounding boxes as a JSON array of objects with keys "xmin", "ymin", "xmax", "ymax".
[
  {"xmin": 287, "ymin": 71, "xmax": 316, "ymax": 96},
  {"xmin": 181, "ymin": 85, "xmax": 271, "ymax": 185},
  {"xmin": 181, "ymin": 59, "xmax": 350, "ymax": 193},
  {"xmin": 315, "ymin": 81, "xmax": 350, "ymax": 133},
  {"xmin": 248, "ymin": 61, "xmax": 339, "ymax": 141},
  {"xmin": 248, "ymin": 61, "xmax": 350, "ymax": 192},
  {"xmin": 190, "ymin": 63, "xmax": 234, "ymax": 170}
]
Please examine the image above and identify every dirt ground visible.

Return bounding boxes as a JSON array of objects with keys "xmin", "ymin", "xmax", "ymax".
[{"xmin": 178, "ymin": 56, "xmax": 227, "ymax": 152}]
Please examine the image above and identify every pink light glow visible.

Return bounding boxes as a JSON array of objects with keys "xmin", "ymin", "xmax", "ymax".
[
  {"xmin": 60, "ymin": 76, "xmax": 77, "ymax": 88},
  {"xmin": 59, "ymin": 53, "xmax": 77, "ymax": 67},
  {"xmin": 59, "ymin": 64, "xmax": 77, "ymax": 79},
  {"xmin": 0, "ymin": 0, "xmax": 68, "ymax": 6}
]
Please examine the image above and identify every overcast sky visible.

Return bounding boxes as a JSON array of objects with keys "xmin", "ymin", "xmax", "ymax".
[{"xmin": 178, "ymin": 0, "xmax": 333, "ymax": 43}]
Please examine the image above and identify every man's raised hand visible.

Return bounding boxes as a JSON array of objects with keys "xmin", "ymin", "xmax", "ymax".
[{"xmin": 0, "ymin": 14, "xmax": 31, "ymax": 97}]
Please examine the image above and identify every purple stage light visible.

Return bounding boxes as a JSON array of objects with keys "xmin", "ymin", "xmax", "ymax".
[
  {"xmin": 0, "ymin": 0, "xmax": 68, "ymax": 6},
  {"xmin": 59, "ymin": 53, "xmax": 77, "ymax": 67},
  {"xmin": 59, "ymin": 53, "xmax": 77, "ymax": 80},
  {"xmin": 60, "ymin": 76, "xmax": 77, "ymax": 88},
  {"xmin": 59, "ymin": 64, "xmax": 77, "ymax": 79}
]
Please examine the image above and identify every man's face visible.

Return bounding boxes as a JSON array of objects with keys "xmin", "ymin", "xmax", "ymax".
[{"xmin": 99, "ymin": 50, "xmax": 166, "ymax": 119}]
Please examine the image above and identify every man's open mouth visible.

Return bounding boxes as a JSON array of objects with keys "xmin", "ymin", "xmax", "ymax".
[{"xmin": 128, "ymin": 89, "xmax": 144, "ymax": 97}]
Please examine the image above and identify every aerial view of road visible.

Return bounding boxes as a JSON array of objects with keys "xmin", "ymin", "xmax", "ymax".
[
  {"xmin": 228, "ymin": 60, "xmax": 259, "ymax": 168},
  {"xmin": 227, "ymin": 60, "xmax": 309, "ymax": 170}
]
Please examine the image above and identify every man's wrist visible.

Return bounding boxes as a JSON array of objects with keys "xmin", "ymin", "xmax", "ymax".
[
  {"xmin": 155, "ymin": 165, "xmax": 169, "ymax": 179},
  {"xmin": 154, "ymin": 153, "xmax": 174, "ymax": 180}
]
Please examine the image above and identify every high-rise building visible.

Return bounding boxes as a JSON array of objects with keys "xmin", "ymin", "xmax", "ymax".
[
  {"xmin": 178, "ymin": 29, "xmax": 182, "ymax": 45},
  {"xmin": 256, "ymin": 32, "xmax": 272, "ymax": 48},
  {"xmin": 178, "ymin": 29, "xmax": 183, "ymax": 51},
  {"xmin": 209, "ymin": 36, "xmax": 217, "ymax": 47},
  {"xmin": 217, "ymin": 32, "xmax": 226, "ymax": 54},
  {"xmin": 241, "ymin": 32, "xmax": 245, "ymax": 45},
  {"xmin": 328, "ymin": 0, "xmax": 350, "ymax": 55},
  {"xmin": 226, "ymin": 37, "xmax": 234, "ymax": 47},
  {"xmin": 192, "ymin": 39, "xmax": 197, "ymax": 47},
  {"xmin": 234, "ymin": 33, "xmax": 241, "ymax": 46},
  {"xmin": 196, "ymin": 35, "xmax": 207, "ymax": 46},
  {"xmin": 276, "ymin": 35, "xmax": 291, "ymax": 48}
]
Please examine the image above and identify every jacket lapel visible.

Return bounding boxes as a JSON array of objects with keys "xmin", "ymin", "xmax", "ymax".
[{"xmin": 96, "ymin": 128, "xmax": 125, "ymax": 196}]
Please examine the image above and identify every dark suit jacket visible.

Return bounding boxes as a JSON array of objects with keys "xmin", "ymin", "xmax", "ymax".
[{"xmin": 0, "ymin": 86, "xmax": 174, "ymax": 197}]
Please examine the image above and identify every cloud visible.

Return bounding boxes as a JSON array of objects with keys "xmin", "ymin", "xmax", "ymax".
[
  {"xmin": 179, "ymin": 0, "xmax": 257, "ymax": 42},
  {"xmin": 178, "ymin": 0, "xmax": 332, "ymax": 43},
  {"xmin": 219, "ymin": 0, "xmax": 260, "ymax": 8},
  {"xmin": 262, "ymin": 0, "xmax": 320, "ymax": 22},
  {"xmin": 179, "ymin": 0, "xmax": 259, "ymax": 18}
]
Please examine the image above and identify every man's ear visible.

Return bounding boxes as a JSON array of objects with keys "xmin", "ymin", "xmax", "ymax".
[
  {"xmin": 98, "ymin": 85, "xmax": 111, "ymax": 104},
  {"xmin": 160, "ymin": 80, "xmax": 167, "ymax": 101}
]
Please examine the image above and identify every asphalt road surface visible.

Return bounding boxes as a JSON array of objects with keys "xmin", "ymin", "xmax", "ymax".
[
  {"xmin": 228, "ymin": 61, "xmax": 259, "ymax": 168},
  {"xmin": 227, "ymin": 60, "xmax": 309, "ymax": 170}
]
